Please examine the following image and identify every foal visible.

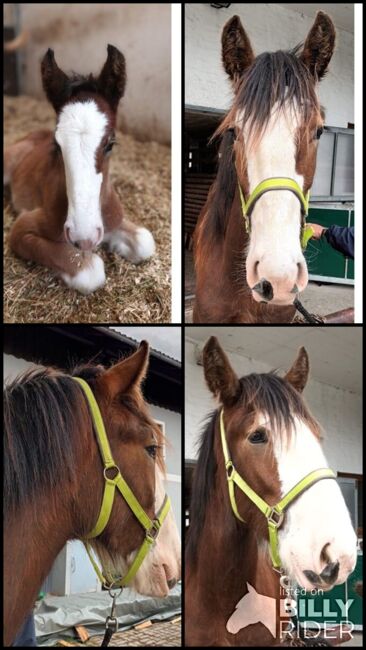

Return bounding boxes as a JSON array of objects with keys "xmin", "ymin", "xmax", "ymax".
[
  {"xmin": 194, "ymin": 12, "xmax": 336, "ymax": 322},
  {"xmin": 4, "ymin": 45, "xmax": 155, "ymax": 294},
  {"xmin": 186, "ymin": 337, "xmax": 356, "ymax": 646}
]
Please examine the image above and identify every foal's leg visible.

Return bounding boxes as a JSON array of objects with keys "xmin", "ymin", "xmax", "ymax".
[
  {"xmin": 103, "ymin": 188, "xmax": 155, "ymax": 263},
  {"xmin": 9, "ymin": 209, "xmax": 106, "ymax": 294}
]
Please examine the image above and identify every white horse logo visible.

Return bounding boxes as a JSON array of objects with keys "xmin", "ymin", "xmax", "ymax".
[{"xmin": 227, "ymin": 582, "xmax": 276, "ymax": 637}]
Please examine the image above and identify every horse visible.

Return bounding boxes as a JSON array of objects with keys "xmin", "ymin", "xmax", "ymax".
[
  {"xmin": 4, "ymin": 45, "xmax": 155, "ymax": 295},
  {"xmin": 193, "ymin": 12, "xmax": 336, "ymax": 323},
  {"xmin": 4, "ymin": 342, "xmax": 181, "ymax": 646},
  {"xmin": 185, "ymin": 337, "xmax": 357, "ymax": 646}
]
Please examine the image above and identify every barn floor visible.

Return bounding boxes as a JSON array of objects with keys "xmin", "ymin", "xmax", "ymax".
[
  {"xmin": 4, "ymin": 96, "xmax": 171, "ymax": 323},
  {"xmin": 86, "ymin": 619, "xmax": 181, "ymax": 646},
  {"xmin": 185, "ymin": 251, "xmax": 354, "ymax": 322}
]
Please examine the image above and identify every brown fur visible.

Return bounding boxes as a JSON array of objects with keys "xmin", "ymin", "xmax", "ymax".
[
  {"xmin": 193, "ymin": 12, "xmax": 335, "ymax": 324},
  {"xmin": 5, "ymin": 45, "xmax": 146, "ymax": 285},
  {"xmin": 186, "ymin": 340, "xmax": 321, "ymax": 646},
  {"xmin": 4, "ymin": 343, "xmax": 166, "ymax": 645}
]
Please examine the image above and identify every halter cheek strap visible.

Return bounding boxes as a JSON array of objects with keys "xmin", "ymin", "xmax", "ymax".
[
  {"xmin": 238, "ymin": 177, "xmax": 313, "ymax": 251},
  {"xmin": 220, "ymin": 409, "xmax": 336, "ymax": 570},
  {"xmin": 74, "ymin": 377, "xmax": 171, "ymax": 588}
]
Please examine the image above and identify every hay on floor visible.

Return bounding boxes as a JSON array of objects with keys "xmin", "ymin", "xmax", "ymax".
[{"xmin": 4, "ymin": 95, "xmax": 171, "ymax": 323}]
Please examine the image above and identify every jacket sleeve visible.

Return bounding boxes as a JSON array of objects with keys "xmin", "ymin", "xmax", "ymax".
[{"xmin": 324, "ymin": 226, "xmax": 354, "ymax": 259}]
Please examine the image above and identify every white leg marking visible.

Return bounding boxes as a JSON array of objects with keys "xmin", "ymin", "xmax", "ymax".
[
  {"xmin": 61, "ymin": 254, "xmax": 106, "ymax": 294},
  {"xmin": 104, "ymin": 227, "xmax": 155, "ymax": 264}
]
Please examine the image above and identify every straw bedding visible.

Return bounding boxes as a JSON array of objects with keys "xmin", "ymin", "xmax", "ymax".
[{"xmin": 4, "ymin": 96, "xmax": 171, "ymax": 323}]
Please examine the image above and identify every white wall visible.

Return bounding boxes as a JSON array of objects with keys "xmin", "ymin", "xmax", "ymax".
[
  {"xmin": 184, "ymin": 339, "xmax": 362, "ymax": 476},
  {"xmin": 185, "ymin": 3, "xmax": 354, "ymax": 128},
  {"xmin": 3, "ymin": 353, "xmax": 42, "ymax": 381},
  {"xmin": 15, "ymin": 3, "xmax": 171, "ymax": 143},
  {"xmin": 150, "ymin": 404, "xmax": 182, "ymax": 535}
]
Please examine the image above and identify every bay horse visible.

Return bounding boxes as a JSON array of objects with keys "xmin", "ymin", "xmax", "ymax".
[
  {"xmin": 185, "ymin": 337, "xmax": 357, "ymax": 646},
  {"xmin": 4, "ymin": 342, "xmax": 181, "ymax": 646},
  {"xmin": 193, "ymin": 12, "xmax": 336, "ymax": 322},
  {"xmin": 4, "ymin": 45, "xmax": 155, "ymax": 295}
]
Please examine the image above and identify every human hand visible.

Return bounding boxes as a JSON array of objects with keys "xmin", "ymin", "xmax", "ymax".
[{"xmin": 307, "ymin": 223, "xmax": 327, "ymax": 239}]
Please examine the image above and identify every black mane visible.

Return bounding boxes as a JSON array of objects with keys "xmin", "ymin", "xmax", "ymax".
[{"xmin": 3, "ymin": 365, "xmax": 103, "ymax": 516}]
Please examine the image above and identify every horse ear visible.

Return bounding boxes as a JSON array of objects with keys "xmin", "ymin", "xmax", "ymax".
[
  {"xmin": 300, "ymin": 11, "xmax": 336, "ymax": 80},
  {"xmin": 222, "ymin": 15, "xmax": 255, "ymax": 85},
  {"xmin": 284, "ymin": 347, "xmax": 309, "ymax": 393},
  {"xmin": 41, "ymin": 49, "xmax": 70, "ymax": 112},
  {"xmin": 98, "ymin": 44, "xmax": 126, "ymax": 111},
  {"xmin": 203, "ymin": 337, "xmax": 240, "ymax": 405},
  {"xmin": 101, "ymin": 341, "xmax": 149, "ymax": 397}
]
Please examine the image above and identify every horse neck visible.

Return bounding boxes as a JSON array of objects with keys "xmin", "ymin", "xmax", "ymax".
[
  {"xmin": 186, "ymin": 464, "xmax": 281, "ymax": 645},
  {"xmin": 4, "ymin": 400, "xmax": 98, "ymax": 646},
  {"xmin": 4, "ymin": 494, "xmax": 75, "ymax": 645}
]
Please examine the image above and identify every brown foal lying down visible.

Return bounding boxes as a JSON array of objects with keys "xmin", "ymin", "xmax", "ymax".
[{"xmin": 4, "ymin": 45, "xmax": 155, "ymax": 295}]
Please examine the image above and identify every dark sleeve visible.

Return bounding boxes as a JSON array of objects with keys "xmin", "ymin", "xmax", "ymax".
[{"xmin": 324, "ymin": 226, "xmax": 354, "ymax": 259}]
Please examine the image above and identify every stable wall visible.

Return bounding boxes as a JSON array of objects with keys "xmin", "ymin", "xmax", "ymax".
[
  {"xmin": 184, "ymin": 339, "xmax": 362, "ymax": 476},
  {"xmin": 5, "ymin": 3, "xmax": 171, "ymax": 144},
  {"xmin": 185, "ymin": 3, "xmax": 354, "ymax": 128}
]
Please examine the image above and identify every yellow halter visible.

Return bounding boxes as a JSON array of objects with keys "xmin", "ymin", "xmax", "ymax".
[
  {"xmin": 220, "ymin": 410, "xmax": 336, "ymax": 570},
  {"xmin": 238, "ymin": 177, "xmax": 313, "ymax": 250},
  {"xmin": 74, "ymin": 377, "xmax": 171, "ymax": 589}
]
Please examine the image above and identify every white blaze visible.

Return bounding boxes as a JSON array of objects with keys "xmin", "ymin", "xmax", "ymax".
[
  {"xmin": 55, "ymin": 100, "xmax": 107, "ymax": 242},
  {"xmin": 270, "ymin": 416, "xmax": 357, "ymax": 590},
  {"xmin": 239, "ymin": 103, "xmax": 309, "ymax": 302}
]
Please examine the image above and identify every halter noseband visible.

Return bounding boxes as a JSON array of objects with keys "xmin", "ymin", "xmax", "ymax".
[
  {"xmin": 238, "ymin": 177, "xmax": 313, "ymax": 250},
  {"xmin": 74, "ymin": 377, "xmax": 171, "ymax": 589},
  {"xmin": 220, "ymin": 409, "xmax": 336, "ymax": 570}
]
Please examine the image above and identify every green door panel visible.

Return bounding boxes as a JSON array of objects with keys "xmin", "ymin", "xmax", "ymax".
[{"xmin": 305, "ymin": 207, "xmax": 351, "ymax": 280}]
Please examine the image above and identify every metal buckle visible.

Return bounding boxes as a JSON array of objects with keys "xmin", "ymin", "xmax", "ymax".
[
  {"xmin": 268, "ymin": 508, "xmax": 284, "ymax": 528},
  {"xmin": 105, "ymin": 616, "xmax": 118, "ymax": 633},
  {"xmin": 226, "ymin": 461, "xmax": 234, "ymax": 478},
  {"xmin": 103, "ymin": 464, "xmax": 121, "ymax": 481},
  {"xmin": 146, "ymin": 520, "xmax": 160, "ymax": 543}
]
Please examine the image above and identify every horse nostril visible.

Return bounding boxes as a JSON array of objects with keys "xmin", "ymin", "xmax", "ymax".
[
  {"xmin": 167, "ymin": 578, "xmax": 177, "ymax": 589},
  {"xmin": 320, "ymin": 560, "xmax": 339, "ymax": 585},
  {"xmin": 303, "ymin": 570, "xmax": 321, "ymax": 585},
  {"xmin": 64, "ymin": 227, "xmax": 72, "ymax": 245},
  {"xmin": 74, "ymin": 241, "xmax": 80, "ymax": 249},
  {"xmin": 252, "ymin": 279, "xmax": 274, "ymax": 302}
]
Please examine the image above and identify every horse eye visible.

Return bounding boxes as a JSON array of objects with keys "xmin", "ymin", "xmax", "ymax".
[
  {"xmin": 248, "ymin": 430, "xmax": 268, "ymax": 444},
  {"xmin": 145, "ymin": 445, "xmax": 158, "ymax": 459},
  {"xmin": 315, "ymin": 127, "xmax": 324, "ymax": 140},
  {"xmin": 104, "ymin": 143, "xmax": 114, "ymax": 154}
]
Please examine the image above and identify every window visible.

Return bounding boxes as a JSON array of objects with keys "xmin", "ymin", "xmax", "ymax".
[{"xmin": 311, "ymin": 127, "xmax": 354, "ymax": 201}]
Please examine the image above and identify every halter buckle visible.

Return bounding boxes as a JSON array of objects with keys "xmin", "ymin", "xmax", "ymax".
[
  {"xmin": 146, "ymin": 520, "xmax": 160, "ymax": 543},
  {"xmin": 226, "ymin": 461, "xmax": 234, "ymax": 478},
  {"xmin": 268, "ymin": 507, "xmax": 284, "ymax": 528},
  {"xmin": 103, "ymin": 464, "xmax": 121, "ymax": 482},
  {"xmin": 105, "ymin": 616, "xmax": 118, "ymax": 633}
]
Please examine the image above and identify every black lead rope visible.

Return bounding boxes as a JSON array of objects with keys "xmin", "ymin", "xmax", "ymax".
[{"xmin": 293, "ymin": 298, "xmax": 324, "ymax": 325}]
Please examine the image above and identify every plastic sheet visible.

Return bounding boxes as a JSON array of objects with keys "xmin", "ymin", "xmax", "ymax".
[{"xmin": 35, "ymin": 583, "xmax": 181, "ymax": 646}]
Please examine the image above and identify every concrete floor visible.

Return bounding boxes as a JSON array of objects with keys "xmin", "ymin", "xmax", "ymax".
[{"xmin": 185, "ymin": 250, "xmax": 354, "ymax": 322}]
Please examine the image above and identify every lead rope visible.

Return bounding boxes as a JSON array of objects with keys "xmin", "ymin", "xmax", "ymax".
[
  {"xmin": 293, "ymin": 298, "xmax": 324, "ymax": 324},
  {"xmin": 101, "ymin": 586, "xmax": 122, "ymax": 647}
]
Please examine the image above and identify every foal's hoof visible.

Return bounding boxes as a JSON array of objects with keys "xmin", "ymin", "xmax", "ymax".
[{"xmin": 61, "ymin": 253, "xmax": 106, "ymax": 294}]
